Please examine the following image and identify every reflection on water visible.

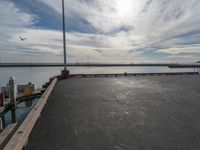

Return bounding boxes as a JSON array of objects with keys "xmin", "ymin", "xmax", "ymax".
[
  {"xmin": 10, "ymin": 108, "xmax": 16, "ymax": 123},
  {"xmin": 25, "ymin": 99, "xmax": 32, "ymax": 107},
  {"xmin": 0, "ymin": 98, "xmax": 38, "ymax": 132}
]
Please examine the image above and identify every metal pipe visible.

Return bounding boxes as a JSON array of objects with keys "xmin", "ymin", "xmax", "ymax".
[{"xmin": 62, "ymin": 0, "xmax": 67, "ymax": 70}]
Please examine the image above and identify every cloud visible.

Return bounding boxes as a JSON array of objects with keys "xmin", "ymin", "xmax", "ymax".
[
  {"xmin": 0, "ymin": 0, "xmax": 200, "ymax": 63},
  {"xmin": 9, "ymin": 0, "xmax": 62, "ymax": 30},
  {"xmin": 157, "ymin": 45, "xmax": 200, "ymax": 55},
  {"xmin": 0, "ymin": 1, "xmax": 35, "ymax": 28}
]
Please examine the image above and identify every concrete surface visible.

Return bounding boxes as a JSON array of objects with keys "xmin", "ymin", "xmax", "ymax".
[{"xmin": 26, "ymin": 75, "xmax": 200, "ymax": 150}]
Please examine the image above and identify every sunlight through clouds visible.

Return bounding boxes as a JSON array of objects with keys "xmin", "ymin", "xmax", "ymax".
[{"xmin": 0, "ymin": 0, "xmax": 200, "ymax": 63}]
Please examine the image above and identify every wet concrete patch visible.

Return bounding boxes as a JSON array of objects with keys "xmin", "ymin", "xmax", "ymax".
[{"xmin": 26, "ymin": 75, "xmax": 200, "ymax": 150}]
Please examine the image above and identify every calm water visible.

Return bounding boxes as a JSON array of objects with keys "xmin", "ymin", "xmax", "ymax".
[
  {"xmin": 0, "ymin": 67, "xmax": 196, "ymax": 88},
  {"xmin": 0, "ymin": 98, "xmax": 38, "ymax": 132}
]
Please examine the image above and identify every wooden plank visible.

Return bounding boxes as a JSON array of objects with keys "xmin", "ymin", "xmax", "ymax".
[
  {"xmin": 0, "ymin": 123, "xmax": 17, "ymax": 149},
  {"xmin": 3, "ymin": 78, "xmax": 57, "ymax": 150}
]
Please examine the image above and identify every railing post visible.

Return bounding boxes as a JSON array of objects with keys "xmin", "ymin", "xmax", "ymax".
[{"xmin": 9, "ymin": 77, "xmax": 17, "ymax": 107}]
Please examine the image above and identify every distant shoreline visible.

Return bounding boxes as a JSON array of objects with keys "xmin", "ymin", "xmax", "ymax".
[{"xmin": 0, "ymin": 63, "xmax": 200, "ymax": 68}]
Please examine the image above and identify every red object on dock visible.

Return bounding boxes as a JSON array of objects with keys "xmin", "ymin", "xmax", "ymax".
[{"xmin": 0, "ymin": 93, "xmax": 4, "ymax": 107}]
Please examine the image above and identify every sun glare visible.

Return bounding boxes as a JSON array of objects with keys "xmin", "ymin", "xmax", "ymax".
[{"xmin": 116, "ymin": 0, "xmax": 133, "ymax": 18}]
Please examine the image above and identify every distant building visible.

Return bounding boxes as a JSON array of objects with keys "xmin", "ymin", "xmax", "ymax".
[
  {"xmin": 1, "ymin": 84, "xmax": 10, "ymax": 98},
  {"xmin": 17, "ymin": 82, "xmax": 35, "ymax": 93},
  {"xmin": 1, "ymin": 82, "xmax": 35, "ymax": 98},
  {"xmin": 0, "ymin": 88, "xmax": 4, "ymax": 107}
]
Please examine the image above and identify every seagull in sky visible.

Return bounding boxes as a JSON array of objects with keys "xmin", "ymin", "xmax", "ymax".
[{"xmin": 19, "ymin": 36, "xmax": 27, "ymax": 41}]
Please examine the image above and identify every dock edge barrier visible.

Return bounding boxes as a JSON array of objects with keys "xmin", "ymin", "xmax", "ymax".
[
  {"xmin": 69, "ymin": 72, "xmax": 199, "ymax": 78},
  {"xmin": 3, "ymin": 78, "xmax": 58, "ymax": 150}
]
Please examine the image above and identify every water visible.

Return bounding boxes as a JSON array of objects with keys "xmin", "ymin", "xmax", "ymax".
[
  {"xmin": 0, "ymin": 98, "xmax": 38, "ymax": 132},
  {"xmin": 0, "ymin": 67, "xmax": 195, "ymax": 88}
]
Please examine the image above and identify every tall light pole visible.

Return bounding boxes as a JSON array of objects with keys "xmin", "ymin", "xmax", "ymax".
[
  {"xmin": 62, "ymin": 0, "xmax": 67, "ymax": 70},
  {"xmin": 61, "ymin": 0, "xmax": 69, "ymax": 79}
]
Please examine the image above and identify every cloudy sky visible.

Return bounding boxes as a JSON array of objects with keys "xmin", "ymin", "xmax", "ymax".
[{"xmin": 0, "ymin": 0, "xmax": 200, "ymax": 63}]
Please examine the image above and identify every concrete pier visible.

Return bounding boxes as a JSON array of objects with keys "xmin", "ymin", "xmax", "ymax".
[{"xmin": 20, "ymin": 74, "xmax": 200, "ymax": 150}]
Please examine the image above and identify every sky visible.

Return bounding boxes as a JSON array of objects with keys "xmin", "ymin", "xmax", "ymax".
[{"xmin": 0, "ymin": 0, "xmax": 200, "ymax": 63}]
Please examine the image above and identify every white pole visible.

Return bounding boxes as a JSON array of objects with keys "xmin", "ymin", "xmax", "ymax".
[
  {"xmin": 62, "ymin": 0, "xmax": 67, "ymax": 70},
  {"xmin": 9, "ymin": 77, "xmax": 17, "ymax": 106}
]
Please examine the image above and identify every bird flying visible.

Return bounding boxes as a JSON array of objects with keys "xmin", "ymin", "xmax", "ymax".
[{"xmin": 19, "ymin": 36, "xmax": 27, "ymax": 41}]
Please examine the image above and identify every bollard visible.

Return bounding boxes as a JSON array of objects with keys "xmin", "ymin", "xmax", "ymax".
[
  {"xmin": 61, "ymin": 69, "xmax": 70, "ymax": 79},
  {"xmin": 9, "ymin": 77, "xmax": 17, "ymax": 107}
]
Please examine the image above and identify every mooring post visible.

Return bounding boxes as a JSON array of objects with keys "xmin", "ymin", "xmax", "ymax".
[{"xmin": 9, "ymin": 77, "xmax": 17, "ymax": 107}]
